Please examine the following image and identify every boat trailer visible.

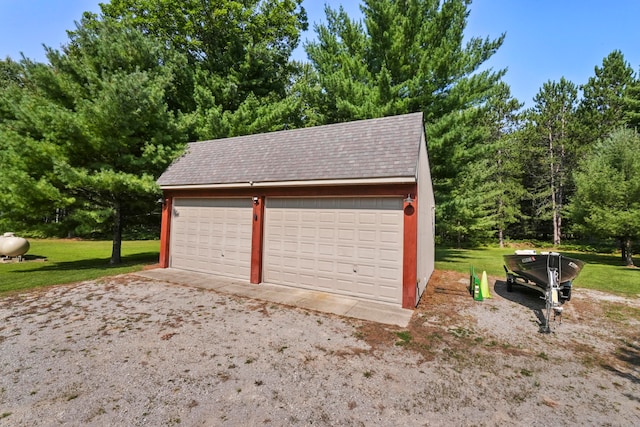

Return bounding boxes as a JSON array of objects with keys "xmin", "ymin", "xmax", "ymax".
[{"xmin": 503, "ymin": 251, "xmax": 575, "ymax": 333}]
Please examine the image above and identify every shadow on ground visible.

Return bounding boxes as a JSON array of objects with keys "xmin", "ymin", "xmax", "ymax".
[
  {"xmin": 604, "ymin": 347, "xmax": 640, "ymax": 385},
  {"xmin": 10, "ymin": 252, "xmax": 158, "ymax": 272},
  {"xmin": 493, "ymin": 279, "xmax": 562, "ymax": 333}
]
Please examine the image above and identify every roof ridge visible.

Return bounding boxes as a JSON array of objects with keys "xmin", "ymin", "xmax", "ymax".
[{"xmin": 190, "ymin": 111, "xmax": 424, "ymax": 145}]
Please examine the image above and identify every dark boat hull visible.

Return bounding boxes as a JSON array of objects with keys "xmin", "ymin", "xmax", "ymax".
[{"xmin": 503, "ymin": 252, "xmax": 585, "ymax": 287}]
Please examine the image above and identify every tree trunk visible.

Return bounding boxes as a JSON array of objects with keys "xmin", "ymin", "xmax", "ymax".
[
  {"xmin": 110, "ymin": 201, "xmax": 122, "ymax": 265},
  {"xmin": 623, "ymin": 236, "xmax": 634, "ymax": 267},
  {"xmin": 498, "ymin": 228, "xmax": 504, "ymax": 248},
  {"xmin": 553, "ymin": 207, "xmax": 561, "ymax": 246},
  {"xmin": 549, "ymin": 131, "xmax": 561, "ymax": 246}
]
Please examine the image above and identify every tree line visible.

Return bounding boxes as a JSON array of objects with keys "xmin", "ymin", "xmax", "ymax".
[{"xmin": 0, "ymin": 0, "xmax": 638, "ymax": 265}]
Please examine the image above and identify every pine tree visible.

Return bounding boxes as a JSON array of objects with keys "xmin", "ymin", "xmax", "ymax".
[
  {"xmin": 525, "ymin": 78, "xmax": 579, "ymax": 245},
  {"xmin": 570, "ymin": 128, "xmax": 640, "ymax": 266},
  {"xmin": 481, "ymin": 84, "xmax": 526, "ymax": 247},
  {"xmin": 305, "ymin": 0, "xmax": 506, "ymax": 243},
  {"xmin": 577, "ymin": 50, "xmax": 635, "ymax": 146},
  {"xmin": 623, "ymin": 77, "xmax": 640, "ymax": 130},
  {"xmin": 0, "ymin": 17, "xmax": 186, "ymax": 263}
]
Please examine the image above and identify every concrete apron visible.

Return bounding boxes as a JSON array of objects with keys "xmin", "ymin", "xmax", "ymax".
[{"xmin": 134, "ymin": 268, "xmax": 413, "ymax": 328}]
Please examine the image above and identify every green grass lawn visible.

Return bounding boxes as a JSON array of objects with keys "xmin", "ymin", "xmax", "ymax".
[
  {"xmin": 1, "ymin": 240, "xmax": 637, "ymax": 298},
  {"xmin": 436, "ymin": 246, "xmax": 640, "ymax": 296},
  {"xmin": 0, "ymin": 239, "xmax": 159, "ymax": 294}
]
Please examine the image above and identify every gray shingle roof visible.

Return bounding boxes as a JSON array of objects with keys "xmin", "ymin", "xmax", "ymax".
[{"xmin": 157, "ymin": 112, "xmax": 424, "ymax": 187}]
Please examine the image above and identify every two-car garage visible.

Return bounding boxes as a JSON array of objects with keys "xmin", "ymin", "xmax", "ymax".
[
  {"xmin": 158, "ymin": 113, "xmax": 435, "ymax": 309},
  {"xmin": 169, "ymin": 197, "xmax": 405, "ymax": 305}
]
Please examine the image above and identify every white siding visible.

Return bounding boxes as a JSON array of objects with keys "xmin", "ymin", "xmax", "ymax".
[{"xmin": 416, "ymin": 133, "xmax": 436, "ymax": 301}]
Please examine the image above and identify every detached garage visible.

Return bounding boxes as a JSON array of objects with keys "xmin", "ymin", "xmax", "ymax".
[{"xmin": 157, "ymin": 112, "xmax": 435, "ymax": 308}]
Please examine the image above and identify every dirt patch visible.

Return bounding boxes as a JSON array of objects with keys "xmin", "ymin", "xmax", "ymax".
[{"xmin": 0, "ymin": 270, "xmax": 638, "ymax": 426}]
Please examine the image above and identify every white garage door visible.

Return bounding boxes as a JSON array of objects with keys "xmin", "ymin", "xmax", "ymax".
[
  {"xmin": 170, "ymin": 198, "xmax": 252, "ymax": 279},
  {"xmin": 264, "ymin": 197, "xmax": 404, "ymax": 304}
]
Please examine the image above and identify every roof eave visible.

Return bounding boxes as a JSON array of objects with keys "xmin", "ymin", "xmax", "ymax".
[{"xmin": 159, "ymin": 176, "xmax": 417, "ymax": 191}]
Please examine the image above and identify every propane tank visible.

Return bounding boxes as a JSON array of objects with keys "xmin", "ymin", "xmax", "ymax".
[{"xmin": 0, "ymin": 232, "xmax": 30, "ymax": 257}]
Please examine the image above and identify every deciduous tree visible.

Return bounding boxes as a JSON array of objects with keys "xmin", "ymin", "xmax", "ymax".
[{"xmin": 100, "ymin": 0, "xmax": 309, "ymax": 139}]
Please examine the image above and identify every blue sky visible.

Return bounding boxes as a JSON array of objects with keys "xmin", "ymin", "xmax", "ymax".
[{"xmin": 1, "ymin": 0, "xmax": 639, "ymax": 108}]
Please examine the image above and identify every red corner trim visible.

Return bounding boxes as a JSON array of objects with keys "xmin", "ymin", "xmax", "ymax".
[
  {"xmin": 250, "ymin": 196, "xmax": 265, "ymax": 284},
  {"xmin": 159, "ymin": 196, "xmax": 172, "ymax": 268},
  {"xmin": 402, "ymin": 193, "xmax": 418, "ymax": 308}
]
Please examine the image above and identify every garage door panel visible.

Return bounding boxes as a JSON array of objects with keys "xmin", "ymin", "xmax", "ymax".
[
  {"xmin": 381, "ymin": 230, "xmax": 401, "ymax": 243},
  {"xmin": 317, "ymin": 260, "xmax": 334, "ymax": 273},
  {"xmin": 358, "ymin": 229, "xmax": 376, "ymax": 242},
  {"xmin": 338, "ymin": 229, "xmax": 355, "ymax": 240},
  {"xmin": 379, "ymin": 266, "xmax": 400, "ymax": 280},
  {"xmin": 299, "ymin": 257, "xmax": 316, "ymax": 269},
  {"xmin": 318, "ymin": 244, "xmax": 334, "ymax": 255},
  {"xmin": 301, "ymin": 226, "xmax": 316, "ymax": 238},
  {"xmin": 378, "ymin": 248, "xmax": 400, "ymax": 262},
  {"xmin": 337, "ymin": 262, "xmax": 355, "ymax": 274},
  {"xmin": 338, "ymin": 212, "xmax": 356, "ymax": 223},
  {"xmin": 336, "ymin": 244, "xmax": 354, "ymax": 257},
  {"xmin": 299, "ymin": 242, "xmax": 315, "ymax": 254},
  {"xmin": 336, "ymin": 280, "xmax": 353, "ymax": 292},
  {"xmin": 380, "ymin": 212, "xmax": 400, "ymax": 224},
  {"xmin": 284, "ymin": 227, "xmax": 298, "ymax": 238},
  {"xmin": 170, "ymin": 198, "xmax": 252, "ymax": 279},
  {"xmin": 318, "ymin": 231, "xmax": 337, "ymax": 243},
  {"xmin": 281, "ymin": 255, "xmax": 298, "ymax": 269},
  {"xmin": 284, "ymin": 211, "xmax": 299, "ymax": 221},
  {"xmin": 264, "ymin": 197, "xmax": 403, "ymax": 304},
  {"xmin": 319, "ymin": 212, "xmax": 335, "ymax": 222},
  {"xmin": 283, "ymin": 240, "xmax": 298, "ymax": 253},
  {"xmin": 359, "ymin": 212, "xmax": 376, "ymax": 223},
  {"xmin": 357, "ymin": 264, "xmax": 376, "ymax": 278},
  {"xmin": 301, "ymin": 210, "xmax": 317, "ymax": 222}
]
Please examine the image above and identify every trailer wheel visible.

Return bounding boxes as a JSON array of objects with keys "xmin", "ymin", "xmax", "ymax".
[
  {"xmin": 560, "ymin": 281, "xmax": 572, "ymax": 302},
  {"xmin": 506, "ymin": 275, "xmax": 514, "ymax": 292}
]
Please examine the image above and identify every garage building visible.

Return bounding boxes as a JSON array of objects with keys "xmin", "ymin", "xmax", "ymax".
[{"xmin": 157, "ymin": 112, "xmax": 435, "ymax": 308}]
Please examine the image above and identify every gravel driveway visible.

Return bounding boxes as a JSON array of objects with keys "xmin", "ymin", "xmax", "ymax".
[{"xmin": 1, "ymin": 271, "xmax": 639, "ymax": 426}]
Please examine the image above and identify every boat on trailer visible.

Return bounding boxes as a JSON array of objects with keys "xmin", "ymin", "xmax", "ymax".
[{"xmin": 503, "ymin": 250, "xmax": 585, "ymax": 332}]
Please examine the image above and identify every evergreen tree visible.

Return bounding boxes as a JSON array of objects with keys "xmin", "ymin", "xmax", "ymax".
[
  {"xmin": 623, "ymin": 77, "xmax": 640, "ymax": 130},
  {"xmin": 524, "ymin": 77, "xmax": 579, "ymax": 245},
  {"xmin": 0, "ymin": 57, "xmax": 23, "ymax": 89},
  {"xmin": 577, "ymin": 50, "xmax": 635, "ymax": 146},
  {"xmin": 0, "ymin": 17, "xmax": 186, "ymax": 263},
  {"xmin": 305, "ymin": 0, "xmax": 506, "ymax": 243},
  {"xmin": 570, "ymin": 128, "xmax": 640, "ymax": 266},
  {"xmin": 481, "ymin": 83, "xmax": 525, "ymax": 247},
  {"xmin": 0, "ymin": 59, "xmax": 75, "ymax": 235},
  {"xmin": 438, "ymin": 83, "xmax": 524, "ymax": 246}
]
